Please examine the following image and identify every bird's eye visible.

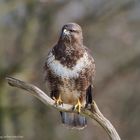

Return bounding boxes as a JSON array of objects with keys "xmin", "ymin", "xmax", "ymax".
[{"xmin": 69, "ymin": 29, "xmax": 76, "ymax": 32}]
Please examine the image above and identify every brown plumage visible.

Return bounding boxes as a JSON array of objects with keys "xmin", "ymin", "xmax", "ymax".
[{"xmin": 44, "ymin": 23, "xmax": 95, "ymax": 129}]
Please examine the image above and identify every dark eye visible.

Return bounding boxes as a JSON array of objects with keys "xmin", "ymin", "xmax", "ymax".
[{"xmin": 69, "ymin": 29, "xmax": 76, "ymax": 32}]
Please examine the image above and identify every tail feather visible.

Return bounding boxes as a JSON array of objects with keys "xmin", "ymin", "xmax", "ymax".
[{"xmin": 60, "ymin": 112, "xmax": 87, "ymax": 129}]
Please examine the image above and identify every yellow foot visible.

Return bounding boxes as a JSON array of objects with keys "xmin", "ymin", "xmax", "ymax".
[
  {"xmin": 74, "ymin": 99, "xmax": 82, "ymax": 113},
  {"xmin": 52, "ymin": 96, "xmax": 63, "ymax": 106}
]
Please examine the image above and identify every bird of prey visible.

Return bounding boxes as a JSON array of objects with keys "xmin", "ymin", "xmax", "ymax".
[{"xmin": 44, "ymin": 23, "xmax": 95, "ymax": 129}]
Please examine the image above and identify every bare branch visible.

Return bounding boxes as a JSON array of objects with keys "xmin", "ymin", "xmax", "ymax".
[{"xmin": 6, "ymin": 77, "xmax": 121, "ymax": 140}]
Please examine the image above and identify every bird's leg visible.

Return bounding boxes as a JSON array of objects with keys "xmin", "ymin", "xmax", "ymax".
[
  {"xmin": 73, "ymin": 98, "xmax": 82, "ymax": 113},
  {"xmin": 52, "ymin": 95, "xmax": 63, "ymax": 106}
]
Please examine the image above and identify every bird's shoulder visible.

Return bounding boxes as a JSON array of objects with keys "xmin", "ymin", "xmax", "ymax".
[{"xmin": 83, "ymin": 46, "xmax": 95, "ymax": 64}]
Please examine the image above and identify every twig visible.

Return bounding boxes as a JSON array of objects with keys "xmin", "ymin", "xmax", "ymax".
[{"xmin": 6, "ymin": 77, "xmax": 121, "ymax": 140}]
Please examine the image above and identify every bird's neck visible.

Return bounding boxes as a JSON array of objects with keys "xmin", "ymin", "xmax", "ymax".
[{"xmin": 52, "ymin": 42, "xmax": 85, "ymax": 68}]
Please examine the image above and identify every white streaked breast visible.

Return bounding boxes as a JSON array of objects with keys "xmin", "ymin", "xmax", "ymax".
[{"xmin": 47, "ymin": 51, "xmax": 90, "ymax": 78}]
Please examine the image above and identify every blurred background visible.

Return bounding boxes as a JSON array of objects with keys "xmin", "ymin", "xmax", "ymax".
[{"xmin": 0, "ymin": 0, "xmax": 140, "ymax": 140}]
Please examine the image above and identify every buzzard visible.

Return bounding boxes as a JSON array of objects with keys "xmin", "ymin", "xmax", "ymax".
[{"xmin": 44, "ymin": 23, "xmax": 95, "ymax": 129}]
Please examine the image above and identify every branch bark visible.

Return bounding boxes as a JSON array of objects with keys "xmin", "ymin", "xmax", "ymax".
[{"xmin": 6, "ymin": 77, "xmax": 121, "ymax": 140}]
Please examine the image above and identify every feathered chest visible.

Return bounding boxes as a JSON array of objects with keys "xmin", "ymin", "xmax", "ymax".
[{"xmin": 46, "ymin": 51, "xmax": 91, "ymax": 78}]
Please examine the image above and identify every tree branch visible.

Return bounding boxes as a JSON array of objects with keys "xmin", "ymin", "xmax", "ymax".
[{"xmin": 6, "ymin": 77, "xmax": 121, "ymax": 140}]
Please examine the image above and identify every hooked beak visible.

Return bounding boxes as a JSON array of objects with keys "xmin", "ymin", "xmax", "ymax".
[{"xmin": 63, "ymin": 29, "xmax": 70, "ymax": 36}]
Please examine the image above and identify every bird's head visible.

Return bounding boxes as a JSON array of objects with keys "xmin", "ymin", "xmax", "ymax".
[{"xmin": 59, "ymin": 23, "xmax": 83, "ymax": 45}]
